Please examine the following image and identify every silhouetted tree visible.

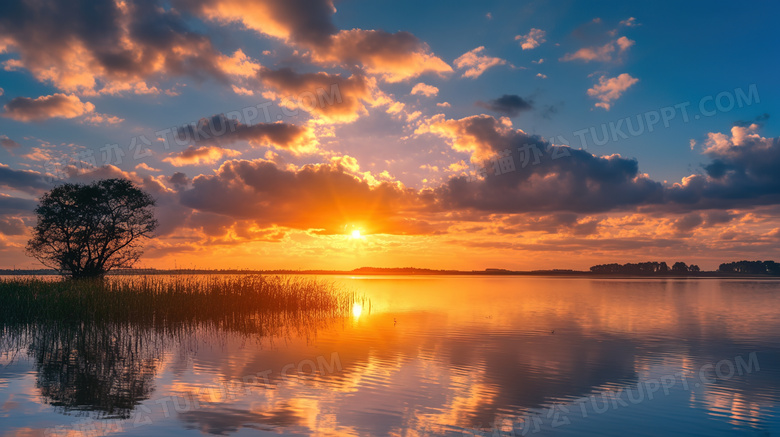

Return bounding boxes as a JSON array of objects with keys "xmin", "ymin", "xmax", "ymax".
[
  {"xmin": 688, "ymin": 264, "xmax": 700, "ymax": 273},
  {"xmin": 590, "ymin": 261, "xmax": 670, "ymax": 274},
  {"xmin": 26, "ymin": 179, "xmax": 157, "ymax": 279},
  {"xmin": 672, "ymin": 262, "xmax": 688, "ymax": 273},
  {"xmin": 718, "ymin": 260, "xmax": 780, "ymax": 275}
]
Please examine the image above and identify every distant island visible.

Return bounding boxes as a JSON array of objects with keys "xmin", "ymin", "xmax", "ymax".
[{"xmin": 3, "ymin": 260, "xmax": 780, "ymax": 277}]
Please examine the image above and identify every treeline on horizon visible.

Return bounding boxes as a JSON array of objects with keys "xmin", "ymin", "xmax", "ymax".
[{"xmin": 590, "ymin": 260, "xmax": 780, "ymax": 275}]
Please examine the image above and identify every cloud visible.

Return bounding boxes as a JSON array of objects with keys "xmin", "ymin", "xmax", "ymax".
[
  {"xmin": 416, "ymin": 114, "xmax": 520, "ymax": 161},
  {"xmin": 454, "ymin": 47, "xmax": 508, "ymax": 79},
  {"xmin": 0, "ymin": 164, "xmax": 49, "ymax": 193},
  {"xmin": 0, "ymin": 0, "xmax": 260, "ymax": 95},
  {"xmin": 587, "ymin": 73, "xmax": 639, "ymax": 110},
  {"xmin": 1, "ymin": 94, "xmax": 94, "ymax": 122},
  {"xmin": 560, "ymin": 37, "xmax": 634, "ymax": 63},
  {"xmin": 415, "ymin": 114, "xmax": 669, "ymax": 215},
  {"xmin": 4, "ymin": 124, "xmax": 780, "ymax": 243},
  {"xmin": 0, "ymin": 194, "xmax": 37, "ymax": 214},
  {"xmin": 179, "ymin": 158, "xmax": 441, "ymax": 235},
  {"xmin": 311, "ymin": 29, "xmax": 453, "ymax": 82},
  {"xmin": 180, "ymin": 0, "xmax": 451, "ymax": 82},
  {"xmin": 411, "ymin": 83, "xmax": 439, "ymax": 97},
  {"xmin": 477, "ymin": 95, "xmax": 533, "ymax": 117},
  {"xmin": 536, "ymin": 73, "xmax": 548, "ymax": 79},
  {"xmin": 257, "ymin": 68, "xmax": 382, "ymax": 124},
  {"xmin": 616, "ymin": 36, "xmax": 634, "ymax": 52},
  {"xmin": 734, "ymin": 113, "xmax": 770, "ymax": 128},
  {"xmin": 167, "ymin": 171, "xmax": 188, "ymax": 184},
  {"xmin": 176, "ymin": 0, "xmax": 337, "ymax": 45},
  {"xmin": 135, "ymin": 163, "xmax": 161, "ymax": 172},
  {"xmin": 0, "ymin": 216, "xmax": 27, "ymax": 236},
  {"xmin": 667, "ymin": 125, "xmax": 780, "ymax": 208},
  {"xmin": 81, "ymin": 112, "xmax": 124, "ymax": 125},
  {"xmin": 0, "ymin": 135, "xmax": 20, "ymax": 151},
  {"xmin": 515, "ymin": 28, "xmax": 546, "ymax": 50},
  {"xmin": 175, "ymin": 114, "xmax": 320, "ymax": 154},
  {"xmin": 619, "ymin": 17, "xmax": 640, "ymax": 27},
  {"xmin": 163, "ymin": 145, "xmax": 242, "ymax": 167}
]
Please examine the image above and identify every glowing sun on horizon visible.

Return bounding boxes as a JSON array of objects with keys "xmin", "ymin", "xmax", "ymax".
[{"xmin": 351, "ymin": 230, "xmax": 362, "ymax": 239}]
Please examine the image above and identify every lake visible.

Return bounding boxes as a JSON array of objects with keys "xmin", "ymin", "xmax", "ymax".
[{"xmin": 1, "ymin": 276, "xmax": 779, "ymax": 436}]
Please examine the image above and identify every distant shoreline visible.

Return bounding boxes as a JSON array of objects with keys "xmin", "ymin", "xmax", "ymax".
[{"xmin": 2, "ymin": 267, "xmax": 780, "ymax": 279}]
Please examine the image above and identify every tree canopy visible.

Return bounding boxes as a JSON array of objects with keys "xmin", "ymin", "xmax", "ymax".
[{"xmin": 26, "ymin": 179, "xmax": 158, "ymax": 279}]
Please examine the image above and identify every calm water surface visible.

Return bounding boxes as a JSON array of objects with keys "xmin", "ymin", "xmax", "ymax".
[{"xmin": 1, "ymin": 276, "xmax": 780, "ymax": 436}]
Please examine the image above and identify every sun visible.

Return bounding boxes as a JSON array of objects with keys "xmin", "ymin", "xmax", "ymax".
[{"xmin": 351, "ymin": 230, "xmax": 362, "ymax": 239}]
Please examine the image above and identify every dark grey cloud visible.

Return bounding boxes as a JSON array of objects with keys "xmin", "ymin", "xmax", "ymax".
[
  {"xmin": 422, "ymin": 114, "xmax": 665, "ymax": 214},
  {"xmin": 0, "ymin": 135, "xmax": 20, "ymax": 151},
  {"xmin": 0, "ymin": 196, "xmax": 37, "ymax": 213},
  {"xmin": 168, "ymin": 171, "xmax": 189, "ymax": 188},
  {"xmin": 437, "ymin": 147, "xmax": 664, "ymax": 214},
  {"xmin": 2, "ymin": 94, "xmax": 93, "ymax": 122},
  {"xmin": 476, "ymin": 94, "xmax": 533, "ymax": 117},
  {"xmin": 0, "ymin": 166, "xmax": 49, "ymax": 193},
  {"xmin": 0, "ymin": 217, "xmax": 27, "ymax": 235},
  {"xmin": 666, "ymin": 129, "xmax": 780, "ymax": 210},
  {"xmin": 734, "ymin": 113, "xmax": 770, "ymax": 128},
  {"xmin": 175, "ymin": 114, "xmax": 315, "ymax": 152}
]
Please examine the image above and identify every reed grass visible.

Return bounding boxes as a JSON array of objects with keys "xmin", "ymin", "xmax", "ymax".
[
  {"xmin": 0, "ymin": 275, "xmax": 366, "ymax": 418},
  {"xmin": 0, "ymin": 275, "xmax": 363, "ymax": 330}
]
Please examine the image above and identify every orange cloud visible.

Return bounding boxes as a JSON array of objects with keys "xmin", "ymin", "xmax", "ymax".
[
  {"xmin": 560, "ymin": 37, "xmax": 634, "ymax": 63},
  {"xmin": 0, "ymin": 1, "xmax": 261, "ymax": 95},
  {"xmin": 184, "ymin": 0, "xmax": 451, "ymax": 82},
  {"xmin": 416, "ymin": 114, "xmax": 517, "ymax": 161},
  {"xmin": 454, "ymin": 47, "xmax": 508, "ymax": 79},
  {"xmin": 1, "ymin": 93, "xmax": 94, "ymax": 121},
  {"xmin": 258, "ymin": 68, "xmax": 382, "ymax": 124},
  {"xmin": 515, "ymin": 28, "xmax": 546, "ymax": 50},
  {"xmin": 587, "ymin": 73, "xmax": 639, "ymax": 110},
  {"xmin": 81, "ymin": 112, "xmax": 124, "ymax": 125},
  {"xmin": 411, "ymin": 83, "xmax": 439, "ymax": 97},
  {"xmin": 163, "ymin": 146, "xmax": 242, "ymax": 166},
  {"xmin": 180, "ymin": 158, "xmax": 442, "ymax": 235},
  {"xmin": 311, "ymin": 29, "xmax": 452, "ymax": 82}
]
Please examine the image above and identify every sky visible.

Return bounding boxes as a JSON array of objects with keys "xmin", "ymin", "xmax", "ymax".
[{"xmin": 0, "ymin": 0, "xmax": 779, "ymax": 271}]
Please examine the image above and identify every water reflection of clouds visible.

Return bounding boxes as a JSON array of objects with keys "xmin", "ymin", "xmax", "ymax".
[{"xmin": 1, "ymin": 277, "xmax": 779, "ymax": 435}]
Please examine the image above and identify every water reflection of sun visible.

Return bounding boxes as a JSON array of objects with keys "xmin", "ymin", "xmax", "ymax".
[{"xmin": 352, "ymin": 303, "xmax": 363, "ymax": 318}]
